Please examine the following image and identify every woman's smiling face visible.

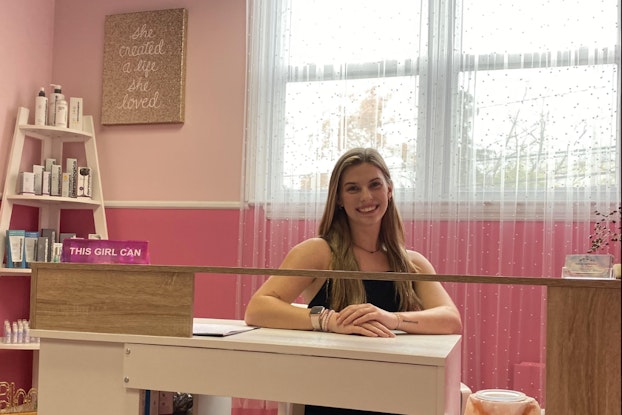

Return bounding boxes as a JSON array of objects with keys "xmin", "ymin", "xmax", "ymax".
[{"xmin": 338, "ymin": 162, "xmax": 392, "ymax": 225}]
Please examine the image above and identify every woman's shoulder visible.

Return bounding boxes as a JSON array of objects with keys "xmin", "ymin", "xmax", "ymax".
[
  {"xmin": 290, "ymin": 237, "xmax": 331, "ymax": 252},
  {"xmin": 282, "ymin": 237, "xmax": 332, "ymax": 269},
  {"xmin": 405, "ymin": 248, "xmax": 436, "ymax": 274}
]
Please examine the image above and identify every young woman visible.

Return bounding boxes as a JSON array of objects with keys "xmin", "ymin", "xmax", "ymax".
[{"xmin": 244, "ymin": 147, "xmax": 462, "ymax": 414}]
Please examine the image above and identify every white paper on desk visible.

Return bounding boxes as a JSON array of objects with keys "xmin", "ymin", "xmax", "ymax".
[{"xmin": 193, "ymin": 323, "xmax": 258, "ymax": 337}]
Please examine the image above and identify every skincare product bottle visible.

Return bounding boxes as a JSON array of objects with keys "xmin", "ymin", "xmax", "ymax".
[
  {"xmin": 48, "ymin": 84, "xmax": 65, "ymax": 126},
  {"xmin": 34, "ymin": 87, "xmax": 47, "ymax": 126},
  {"xmin": 3, "ymin": 320, "xmax": 10, "ymax": 343},
  {"xmin": 55, "ymin": 98, "xmax": 68, "ymax": 128},
  {"xmin": 11, "ymin": 321, "xmax": 18, "ymax": 344},
  {"xmin": 16, "ymin": 320, "xmax": 23, "ymax": 343},
  {"xmin": 23, "ymin": 320, "xmax": 31, "ymax": 343}
]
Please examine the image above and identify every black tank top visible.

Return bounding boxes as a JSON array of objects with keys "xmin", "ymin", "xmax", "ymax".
[
  {"xmin": 305, "ymin": 278, "xmax": 402, "ymax": 415},
  {"xmin": 308, "ymin": 278, "xmax": 400, "ymax": 312}
]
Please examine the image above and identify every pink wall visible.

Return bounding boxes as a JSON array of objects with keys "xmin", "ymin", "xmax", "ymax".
[
  {"xmin": 0, "ymin": 0, "xmax": 55, "ymax": 397},
  {"xmin": 59, "ymin": 208, "xmax": 241, "ymax": 317},
  {"xmin": 0, "ymin": 1, "xmax": 55, "ymax": 181},
  {"xmin": 51, "ymin": 0, "xmax": 246, "ymax": 203}
]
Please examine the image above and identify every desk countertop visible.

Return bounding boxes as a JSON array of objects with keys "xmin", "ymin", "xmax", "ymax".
[{"xmin": 32, "ymin": 318, "xmax": 461, "ymax": 366}]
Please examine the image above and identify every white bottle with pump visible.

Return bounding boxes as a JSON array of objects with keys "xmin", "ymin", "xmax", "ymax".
[
  {"xmin": 55, "ymin": 98, "xmax": 68, "ymax": 128},
  {"xmin": 48, "ymin": 84, "xmax": 65, "ymax": 126},
  {"xmin": 34, "ymin": 87, "xmax": 48, "ymax": 126}
]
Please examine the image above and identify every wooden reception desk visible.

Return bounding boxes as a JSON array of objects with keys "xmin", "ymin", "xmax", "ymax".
[{"xmin": 29, "ymin": 263, "xmax": 620, "ymax": 415}]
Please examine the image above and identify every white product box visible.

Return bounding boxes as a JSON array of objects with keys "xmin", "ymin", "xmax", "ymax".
[
  {"xmin": 69, "ymin": 97, "xmax": 83, "ymax": 130},
  {"xmin": 42, "ymin": 171, "xmax": 51, "ymax": 195},
  {"xmin": 50, "ymin": 164, "xmax": 62, "ymax": 196},
  {"xmin": 61, "ymin": 172, "xmax": 70, "ymax": 198},
  {"xmin": 36, "ymin": 236, "xmax": 49, "ymax": 262},
  {"xmin": 17, "ymin": 172, "xmax": 35, "ymax": 194},
  {"xmin": 44, "ymin": 158, "xmax": 56, "ymax": 172},
  {"xmin": 51, "ymin": 242, "xmax": 63, "ymax": 263},
  {"xmin": 66, "ymin": 158, "xmax": 78, "ymax": 198},
  {"xmin": 59, "ymin": 232, "xmax": 76, "ymax": 244},
  {"xmin": 33, "ymin": 164, "xmax": 44, "ymax": 195},
  {"xmin": 77, "ymin": 167, "xmax": 92, "ymax": 198}
]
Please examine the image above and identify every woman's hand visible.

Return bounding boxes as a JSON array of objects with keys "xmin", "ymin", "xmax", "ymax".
[{"xmin": 329, "ymin": 304, "xmax": 396, "ymax": 337}]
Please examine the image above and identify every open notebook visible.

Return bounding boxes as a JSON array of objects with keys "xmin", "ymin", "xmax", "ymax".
[{"xmin": 192, "ymin": 322, "xmax": 258, "ymax": 337}]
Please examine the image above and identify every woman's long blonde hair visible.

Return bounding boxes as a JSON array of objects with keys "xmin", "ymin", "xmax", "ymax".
[{"xmin": 318, "ymin": 148, "xmax": 423, "ymax": 311}]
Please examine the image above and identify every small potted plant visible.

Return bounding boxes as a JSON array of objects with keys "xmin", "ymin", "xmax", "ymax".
[{"xmin": 588, "ymin": 206, "xmax": 621, "ymax": 278}]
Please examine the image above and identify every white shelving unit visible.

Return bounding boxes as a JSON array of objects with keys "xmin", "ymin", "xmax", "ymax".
[
  {"xmin": 0, "ymin": 106, "xmax": 108, "ymax": 399},
  {"xmin": 0, "ymin": 106, "xmax": 108, "ymax": 272}
]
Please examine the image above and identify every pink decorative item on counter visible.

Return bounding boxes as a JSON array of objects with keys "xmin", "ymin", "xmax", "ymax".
[{"xmin": 464, "ymin": 389, "xmax": 542, "ymax": 415}]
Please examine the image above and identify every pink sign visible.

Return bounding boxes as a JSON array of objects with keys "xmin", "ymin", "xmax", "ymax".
[{"xmin": 61, "ymin": 239, "xmax": 150, "ymax": 264}]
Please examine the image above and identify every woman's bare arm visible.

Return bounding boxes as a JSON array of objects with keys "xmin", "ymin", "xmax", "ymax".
[{"xmin": 244, "ymin": 238, "xmax": 331, "ymax": 329}]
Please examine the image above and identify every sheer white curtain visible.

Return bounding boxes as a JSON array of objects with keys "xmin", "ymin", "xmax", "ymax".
[{"xmin": 236, "ymin": 0, "xmax": 621, "ymax": 413}]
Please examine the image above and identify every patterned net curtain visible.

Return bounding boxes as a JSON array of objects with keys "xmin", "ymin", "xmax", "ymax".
[{"xmin": 237, "ymin": 0, "xmax": 621, "ymax": 413}]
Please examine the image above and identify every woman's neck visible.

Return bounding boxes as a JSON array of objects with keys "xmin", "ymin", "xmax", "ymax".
[
  {"xmin": 352, "ymin": 241, "xmax": 380, "ymax": 254},
  {"xmin": 350, "ymin": 228, "xmax": 381, "ymax": 254}
]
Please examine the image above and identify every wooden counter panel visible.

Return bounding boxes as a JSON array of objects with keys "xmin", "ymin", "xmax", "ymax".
[
  {"xmin": 29, "ymin": 265, "xmax": 194, "ymax": 337},
  {"xmin": 546, "ymin": 285, "xmax": 621, "ymax": 415}
]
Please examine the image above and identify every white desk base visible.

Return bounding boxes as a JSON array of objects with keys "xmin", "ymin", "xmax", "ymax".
[{"xmin": 34, "ymin": 319, "xmax": 461, "ymax": 415}]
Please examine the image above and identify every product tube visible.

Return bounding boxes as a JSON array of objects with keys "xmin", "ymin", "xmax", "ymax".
[
  {"xmin": 8, "ymin": 233, "xmax": 24, "ymax": 267},
  {"xmin": 35, "ymin": 87, "xmax": 48, "ymax": 126},
  {"xmin": 48, "ymin": 84, "xmax": 65, "ymax": 126},
  {"xmin": 55, "ymin": 98, "xmax": 68, "ymax": 128}
]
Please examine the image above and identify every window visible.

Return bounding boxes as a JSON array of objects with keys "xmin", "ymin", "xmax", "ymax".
[
  {"xmin": 457, "ymin": 0, "xmax": 620, "ymax": 201},
  {"xmin": 245, "ymin": 0, "xmax": 620, "ymax": 212},
  {"xmin": 280, "ymin": 1, "xmax": 423, "ymax": 197}
]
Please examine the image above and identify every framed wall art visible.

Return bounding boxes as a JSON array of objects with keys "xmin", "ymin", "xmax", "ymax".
[{"xmin": 101, "ymin": 8, "xmax": 188, "ymax": 125}]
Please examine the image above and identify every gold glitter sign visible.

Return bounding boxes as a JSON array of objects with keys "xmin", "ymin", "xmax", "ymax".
[
  {"xmin": 0, "ymin": 381, "xmax": 37, "ymax": 412},
  {"xmin": 101, "ymin": 8, "xmax": 188, "ymax": 125}
]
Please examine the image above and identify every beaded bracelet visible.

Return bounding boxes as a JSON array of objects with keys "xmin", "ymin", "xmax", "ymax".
[{"xmin": 320, "ymin": 309, "xmax": 334, "ymax": 332}]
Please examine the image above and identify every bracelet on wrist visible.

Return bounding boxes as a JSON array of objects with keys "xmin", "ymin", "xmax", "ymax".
[
  {"xmin": 394, "ymin": 312, "xmax": 402, "ymax": 330},
  {"xmin": 310, "ymin": 306, "xmax": 325, "ymax": 331},
  {"xmin": 320, "ymin": 309, "xmax": 334, "ymax": 332}
]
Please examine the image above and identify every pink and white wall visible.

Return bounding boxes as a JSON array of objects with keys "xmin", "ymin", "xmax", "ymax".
[{"xmin": 1, "ymin": 0, "xmax": 619, "ymax": 410}]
